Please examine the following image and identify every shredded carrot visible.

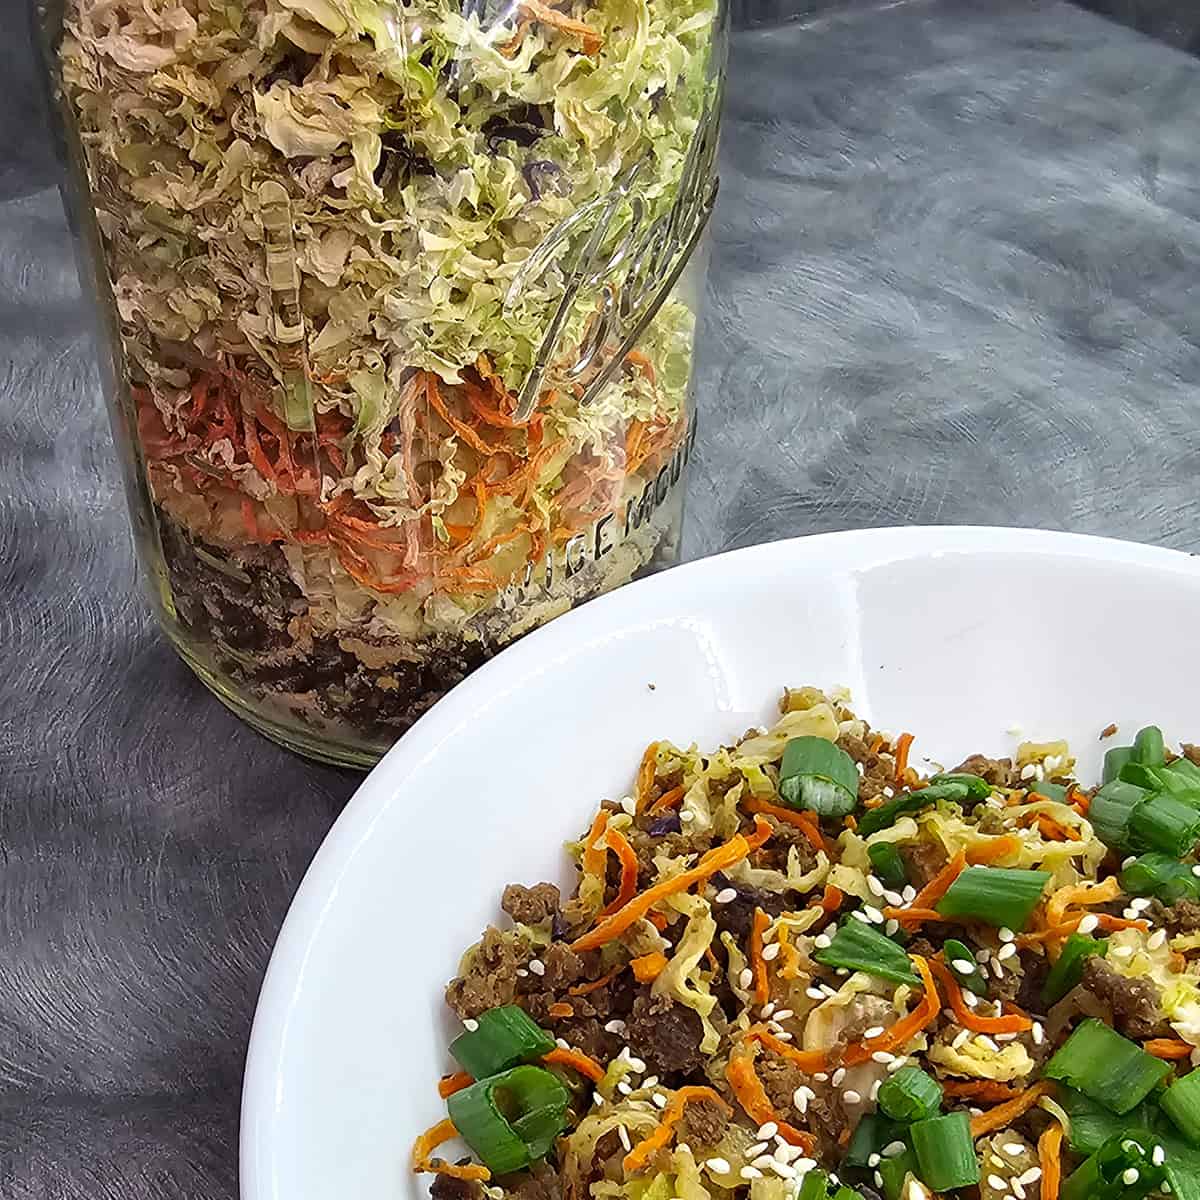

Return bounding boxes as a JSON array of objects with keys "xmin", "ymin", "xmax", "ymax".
[
  {"xmin": 1029, "ymin": 812, "xmax": 1081, "ymax": 842},
  {"xmin": 623, "ymin": 1086, "xmax": 732, "ymax": 1173},
  {"xmin": 624, "ymin": 349, "xmax": 657, "ymax": 386},
  {"xmin": 1038, "ymin": 1121, "xmax": 1063, "ymax": 1200},
  {"xmin": 635, "ymin": 742, "xmax": 661, "ymax": 812},
  {"xmin": 631, "ymin": 951, "xmax": 669, "ymax": 983},
  {"xmin": 1045, "ymin": 876, "xmax": 1121, "ymax": 930},
  {"xmin": 568, "ymin": 964, "xmax": 624, "ymax": 997},
  {"xmin": 424, "ymin": 372, "xmax": 498, "ymax": 457},
  {"xmin": 547, "ymin": 1002, "xmax": 575, "ymax": 1020},
  {"xmin": 725, "ymin": 1051, "xmax": 815, "ymax": 1150},
  {"xmin": 910, "ymin": 850, "xmax": 967, "ymax": 912},
  {"xmin": 928, "ymin": 958, "xmax": 1032, "ymax": 1034},
  {"xmin": 412, "ymin": 1117, "xmax": 491, "ymax": 1181},
  {"xmin": 881, "ymin": 905, "xmax": 963, "ymax": 927},
  {"xmin": 970, "ymin": 1081, "xmax": 1053, "ymax": 1137},
  {"xmin": 542, "ymin": 1046, "xmax": 605, "ymax": 1082},
  {"xmin": 868, "ymin": 734, "xmax": 885, "ymax": 755},
  {"xmin": 437, "ymin": 1072, "xmax": 474, "ymax": 1099},
  {"xmin": 600, "ymin": 826, "xmax": 640, "ymax": 918},
  {"xmin": 776, "ymin": 924, "xmax": 803, "ymax": 980},
  {"xmin": 1096, "ymin": 913, "xmax": 1151, "ymax": 934},
  {"xmin": 942, "ymin": 1079, "xmax": 1020, "ymax": 1103},
  {"xmin": 570, "ymin": 816, "xmax": 772, "ymax": 953},
  {"xmin": 844, "ymin": 813, "xmax": 858, "ymax": 830},
  {"xmin": 747, "ymin": 1025, "xmax": 829, "ymax": 1072},
  {"xmin": 842, "ymin": 954, "xmax": 940, "ymax": 1067},
  {"xmin": 518, "ymin": 0, "xmax": 603, "ymax": 54},
  {"xmin": 1070, "ymin": 788, "xmax": 1091, "ymax": 816},
  {"xmin": 966, "ymin": 835, "xmax": 1022, "ymax": 865},
  {"xmin": 647, "ymin": 911, "xmax": 670, "ymax": 932},
  {"xmin": 893, "ymin": 732, "xmax": 915, "ymax": 780},
  {"xmin": 742, "ymin": 796, "xmax": 827, "ymax": 852},
  {"xmin": 819, "ymin": 885, "xmax": 844, "ymax": 914},
  {"xmin": 648, "ymin": 785, "xmax": 687, "ymax": 815},
  {"xmin": 705, "ymin": 946, "xmax": 720, "ymax": 973},
  {"xmin": 1146, "ymin": 1038, "xmax": 1194, "ymax": 1060},
  {"xmin": 750, "ymin": 908, "xmax": 771, "ymax": 1005}
]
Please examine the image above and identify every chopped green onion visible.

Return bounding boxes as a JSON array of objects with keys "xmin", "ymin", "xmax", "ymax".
[
  {"xmin": 446, "ymin": 1065, "xmax": 570, "ymax": 1173},
  {"xmin": 814, "ymin": 920, "xmax": 918, "ymax": 985},
  {"xmin": 830, "ymin": 1187, "xmax": 865, "ymax": 1200},
  {"xmin": 1058, "ymin": 1086, "xmax": 1149, "ymax": 1156},
  {"xmin": 1089, "ymin": 780, "xmax": 1150, "ymax": 849},
  {"xmin": 944, "ymin": 939, "xmax": 987, "ymax": 996},
  {"xmin": 450, "ymin": 1005, "xmax": 556, "ymax": 1080},
  {"xmin": 934, "ymin": 866, "xmax": 1050, "ymax": 931},
  {"xmin": 844, "ymin": 1113, "xmax": 906, "ymax": 1168},
  {"xmin": 1163, "ymin": 1070, "xmax": 1200, "ymax": 1147},
  {"xmin": 868, "ymin": 842, "xmax": 909, "ymax": 890},
  {"xmin": 1061, "ymin": 1131, "xmax": 1168, "ymax": 1200},
  {"xmin": 909, "ymin": 1112, "xmax": 980, "ymax": 1190},
  {"xmin": 1122, "ymin": 852, "xmax": 1200, "ymax": 904},
  {"xmin": 1030, "ymin": 780, "xmax": 1068, "ymax": 802},
  {"xmin": 877, "ymin": 1067, "xmax": 943, "ymax": 1122},
  {"xmin": 1103, "ymin": 745, "xmax": 1135, "ymax": 785},
  {"xmin": 1166, "ymin": 758, "xmax": 1200, "ymax": 789},
  {"xmin": 857, "ymin": 781, "xmax": 970, "ymax": 838},
  {"xmin": 928, "ymin": 772, "xmax": 991, "ymax": 800},
  {"xmin": 1044, "ymin": 1018, "xmax": 1172, "ymax": 1114},
  {"xmin": 1129, "ymin": 794, "xmax": 1200, "ymax": 857},
  {"xmin": 779, "ymin": 737, "xmax": 860, "ymax": 817},
  {"xmin": 1134, "ymin": 726, "xmax": 1167, "ymax": 767},
  {"xmin": 797, "ymin": 1172, "xmax": 829, "ymax": 1200},
  {"xmin": 876, "ymin": 1147, "xmax": 919, "ymax": 1200},
  {"xmin": 1043, "ymin": 933, "xmax": 1108, "ymax": 1005}
]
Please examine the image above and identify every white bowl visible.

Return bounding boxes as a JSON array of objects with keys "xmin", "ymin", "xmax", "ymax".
[{"xmin": 241, "ymin": 527, "xmax": 1200, "ymax": 1200}]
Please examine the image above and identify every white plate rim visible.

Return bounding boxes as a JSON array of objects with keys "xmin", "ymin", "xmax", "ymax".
[{"xmin": 239, "ymin": 525, "xmax": 1200, "ymax": 1198}]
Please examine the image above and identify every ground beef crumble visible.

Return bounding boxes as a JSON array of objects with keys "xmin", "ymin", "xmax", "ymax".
[
  {"xmin": 445, "ymin": 927, "xmax": 531, "ymax": 1019},
  {"xmin": 502, "ymin": 883, "xmax": 561, "ymax": 926},
  {"xmin": 677, "ymin": 1096, "xmax": 730, "ymax": 1147},
  {"xmin": 1079, "ymin": 956, "xmax": 1169, "ymax": 1039},
  {"xmin": 625, "ymin": 990, "xmax": 706, "ymax": 1076}
]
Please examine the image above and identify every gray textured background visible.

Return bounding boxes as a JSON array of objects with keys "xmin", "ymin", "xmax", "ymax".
[{"xmin": 5, "ymin": 0, "xmax": 1200, "ymax": 1195}]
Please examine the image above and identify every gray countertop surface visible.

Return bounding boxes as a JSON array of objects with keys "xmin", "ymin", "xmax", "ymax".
[{"xmin": 5, "ymin": 0, "xmax": 1200, "ymax": 1194}]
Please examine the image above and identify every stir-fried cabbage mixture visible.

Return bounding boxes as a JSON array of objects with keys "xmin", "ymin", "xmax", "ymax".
[
  {"xmin": 54, "ymin": 0, "xmax": 719, "ymax": 744},
  {"xmin": 415, "ymin": 689, "xmax": 1200, "ymax": 1200}
]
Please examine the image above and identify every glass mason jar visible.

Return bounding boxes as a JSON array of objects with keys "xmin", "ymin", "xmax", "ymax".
[{"xmin": 37, "ymin": 0, "xmax": 727, "ymax": 766}]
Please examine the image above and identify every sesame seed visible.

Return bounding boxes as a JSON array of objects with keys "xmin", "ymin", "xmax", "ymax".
[
  {"xmin": 903, "ymin": 885, "xmax": 918, "ymax": 903},
  {"xmin": 882, "ymin": 1141, "xmax": 907, "ymax": 1158},
  {"xmin": 976, "ymin": 1035, "xmax": 999, "ymax": 1052},
  {"xmin": 843, "ymin": 1090, "xmax": 862, "ymax": 1104},
  {"xmin": 1149, "ymin": 929, "xmax": 1167, "ymax": 950},
  {"xmin": 814, "ymin": 934, "xmax": 832, "ymax": 950},
  {"xmin": 863, "ymin": 1026, "xmax": 886, "ymax": 1040},
  {"xmin": 806, "ymin": 987, "xmax": 825, "ymax": 1000},
  {"xmin": 1075, "ymin": 912, "xmax": 1098, "ymax": 934},
  {"xmin": 652, "ymin": 1092, "xmax": 667, "ymax": 1109},
  {"xmin": 761, "ymin": 1003, "xmax": 776, "ymax": 1019},
  {"xmin": 752, "ymin": 1155, "xmax": 776, "ymax": 1170},
  {"xmin": 999, "ymin": 926, "xmax": 1016, "ymax": 943},
  {"xmin": 746, "ymin": 1142, "xmax": 768, "ymax": 1158},
  {"xmin": 882, "ymin": 786, "xmax": 895, "ymax": 798},
  {"xmin": 1012, "ymin": 1182, "xmax": 1026, "ymax": 1199},
  {"xmin": 951, "ymin": 958, "xmax": 976, "ymax": 974},
  {"xmin": 864, "ymin": 905, "xmax": 885, "ymax": 924},
  {"xmin": 1003, "ymin": 1143, "xmax": 1025, "ymax": 1157},
  {"xmin": 620, "ymin": 796, "xmax": 638, "ymax": 815},
  {"xmin": 1154, "ymin": 1146, "xmax": 1166, "ymax": 1166},
  {"xmin": 463, "ymin": 1018, "xmax": 480, "ymax": 1032},
  {"xmin": 874, "ymin": 1171, "xmax": 884, "ymax": 1188},
  {"xmin": 1194, "ymin": 865, "xmax": 1200, "ymax": 878},
  {"xmin": 1131, "ymin": 897, "xmax": 1152, "ymax": 912},
  {"xmin": 774, "ymin": 1009, "xmax": 794, "ymax": 1021},
  {"xmin": 996, "ymin": 1032, "xmax": 1017, "ymax": 1043},
  {"xmin": 793, "ymin": 1088, "xmax": 809, "ymax": 1114},
  {"xmin": 768, "ymin": 1161, "xmax": 795, "ymax": 1179},
  {"xmin": 988, "ymin": 1175, "xmax": 1009, "ymax": 1191},
  {"xmin": 739, "ymin": 968, "xmax": 754, "ymax": 989},
  {"xmin": 617, "ymin": 1081, "xmax": 632, "ymax": 1095},
  {"xmin": 680, "ymin": 811, "xmax": 695, "ymax": 823},
  {"xmin": 705, "ymin": 1158, "xmax": 731, "ymax": 1174},
  {"xmin": 832, "ymin": 1068, "xmax": 846, "ymax": 1086},
  {"xmin": 617, "ymin": 1126, "xmax": 632, "ymax": 1151},
  {"xmin": 643, "ymin": 1075, "xmax": 659, "ymax": 1089},
  {"xmin": 952, "ymin": 1029, "xmax": 970, "ymax": 1049},
  {"xmin": 592, "ymin": 1093, "xmax": 604, "ymax": 1107},
  {"xmin": 627, "ymin": 1056, "xmax": 646, "ymax": 1072},
  {"xmin": 872, "ymin": 1050, "xmax": 895, "ymax": 1064},
  {"xmin": 963, "ymin": 990, "xmax": 979, "ymax": 1009},
  {"xmin": 739, "ymin": 1167, "xmax": 762, "ymax": 1181},
  {"xmin": 1124, "ymin": 1169, "xmax": 1141, "ymax": 1186},
  {"xmin": 1017, "ymin": 1168, "xmax": 1042, "ymax": 1185},
  {"xmin": 813, "ymin": 1072, "xmax": 829, "ymax": 1082},
  {"xmin": 884, "ymin": 890, "xmax": 904, "ymax": 907},
  {"xmin": 762, "ymin": 943, "xmax": 781, "ymax": 962},
  {"xmin": 887, "ymin": 1056, "xmax": 909, "ymax": 1073},
  {"xmin": 1112, "ymin": 945, "xmax": 1134, "ymax": 958},
  {"xmin": 870, "ymin": 1079, "xmax": 882, "ymax": 1100},
  {"xmin": 850, "ymin": 910, "xmax": 871, "ymax": 924},
  {"xmin": 604, "ymin": 1019, "xmax": 627, "ymax": 1034},
  {"xmin": 976, "ymin": 949, "xmax": 991, "ymax": 963},
  {"xmin": 1020, "ymin": 764, "xmax": 1036, "ymax": 781},
  {"xmin": 867, "ymin": 1154, "xmax": 881, "ymax": 1168},
  {"xmin": 867, "ymin": 876, "xmax": 886, "ymax": 897},
  {"xmin": 714, "ymin": 888, "xmax": 737, "ymax": 905},
  {"xmin": 774, "ymin": 1029, "xmax": 795, "ymax": 1042},
  {"xmin": 998, "ymin": 943, "xmax": 1018, "ymax": 961},
  {"xmin": 1032, "ymin": 1022, "xmax": 1045, "ymax": 1045},
  {"xmin": 1123, "ymin": 908, "xmax": 1139, "ymax": 921},
  {"xmin": 774, "ymin": 1144, "xmax": 797, "ymax": 1164},
  {"xmin": 885, "ymin": 920, "xmax": 901, "ymax": 937},
  {"xmin": 757, "ymin": 1122, "xmax": 779, "ymax": 1140},
  {"xmin": 516, "ymin": 969, "xmax": 529, "ymax": 978},
  {"xmin": 529, "ymin": 960, "xmax": 545, "ymax": 976}
]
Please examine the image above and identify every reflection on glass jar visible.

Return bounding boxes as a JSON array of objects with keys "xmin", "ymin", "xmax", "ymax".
[{"xmin": 40, "ymin": 0, "xmax": 727, "ymax": 765}]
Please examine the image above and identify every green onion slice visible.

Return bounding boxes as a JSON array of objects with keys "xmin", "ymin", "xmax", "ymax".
[
  {"xmin": 1061, "ymin": 1131, "xmax": 1168, "ymax": 1200},
  {"xmin": 779, "ymin": 737, "xmax": 860, "ymax": 817},
  {"xmin": 909, "ymin": 1112, "xmax": 980, "ymax": 1191},
  {"xmin": 877, "ymin": 1067, "xmax": 943, "ymax": 1123},
  {"xmin": 450, "ymin": 1005, "xmax": 556, "ymax": 1080},
  {"xmin": 944, "ymin": 938, "xmax": 987, "ymax": 996},
  {"xmin": 844, "ymin": 1113, "xmax": 906, "ymax": 1168},
  {"xmin": 1044, "ymin": 1018, "xmax": 1172, "ymax": 1114},
  {"xmin": 1133, "ymin": 726, "xmax": 1167, "ymax": 768},
  {"xmin": 857, "ymin": 780, "xmax": 969, "ymax": 838},
  {"xmin": 814, "ymin": 919, "xmax": 918, "ymax": 985},
  {"xmin": 1042, "ymin": 932, "xmax": 1108, "ymax": 1005},
  {"xmin": 877, "ymin": 1147, "xmax": 919, "ymax": 1200},
  {"xmin": 1162, "ymin": 1069, "xmax": 1200, "ymax": 1147},
  {"xmin": 1129, "ymin": 794, "xmax": 1200, "ymax": 858},
  {"xmin": 1103, "ymin": 745, "xmax": 1135, "ymax": 785},
  {"xmin": 934, "ymin": 866, "xmax": 1050, "ymax": 932},
  {"xmin": 1122, "ymin": 852, "xmax": 1200, "ymax": 905},
  {"xmin": 868, "ymin": 841, "xmax": 909, "ymax": 890},
  {"xmin": 1089, "ymin": 780, "xmax": 1150, "ymax": 849},
  {"xmin": 927, "ymin": 772, "xmax": 991, "ymax": 800}
]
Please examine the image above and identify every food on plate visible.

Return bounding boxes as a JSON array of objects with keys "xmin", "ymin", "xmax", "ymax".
[
  {"xmin": 53, "ymin": 0, "xmax": 720, "ymax": 753},
  {"xmin": 413, "ymin": 688, "xmax": 1200, "ymax": 1200}
]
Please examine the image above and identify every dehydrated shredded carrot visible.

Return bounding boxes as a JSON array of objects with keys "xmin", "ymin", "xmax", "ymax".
[
  {"xmin": 776, "ymin": 924, "xmax": 802, "ymax": 980},
  {"xmin": 747, "ymin": 1025, "xmax": 829, "ymax": 1072},
  {"xmin": 647, "ymin": 911, "xmax": 670, "ymax": 932},
  {"xmin": 942, "ymin": 1079, "xmax": 1020, "ymax": 1103},
  {"xmin": 581, "ymin": 809, "xmax": 611, "ymax": 894},
  {"xmin": 742, "ymin": 796, "xmax": 827, "ymax": 853},
  {"xmin": 1038, "ymin": 1120, "xmax": 1063, "ymax": 1200},
  {"xmin": 649, "ymin": 785, "xmax": 687, "ymax": 815},
  {"xmin": 623, "ymin": 1086, "xmax": 731, "ymax": 1173},
  {"xmin": 568, "ymin": 964, "xmax": 623, "ymax": 997},
  {"xmin": 542, "ymin": 1046, "xmax": 605, "ymax": 1082},
  {"xmin": 750, "ymin": 908, "xmax": 771, "ymax": 1005},
  {"xmin": 424, "ymin": 372, "xmax": 498, "ymax": 457},
  {"xmin": 1045, "ymin": 876, "xmax": 1120, "ymax": 930},
  {"xmin": 437, "ymin": 1071, "xmax": 474, "ymax": 1099},
  {"xmin": 893, "ymin": 732, "xmax": 915, "ymax": 780},
  {"xmin": 624, "ymin": 349, "xmax": 657, "ymax": 385},
  {"xmin": 1145, "ymin": 1038, "xmax": 1194, "ymax": 1060},
  {"xmin": 725, "ymin": 1052, "xmax": 815, "ymax": 1151},
  {"xmin": 570, "ymin": 816, "xmax": 772, "ymax": 953},
  {"xmin": 1095, "ymin": 913, "xmax": 1150, "ymax": 934},
  {"xmin": 966, "ymin": 835, "xmax": 1021, "ymax": 865},
  {"xmin": 631, "ymin": 951, "xmax": 669, "ymax": 983},
  {"xmin": 635, "ymin": 742, "xmax": 661, "ymax": 812},
  {"xmin": 969, "ymin": 1081, "xmax": 1052, "ymax": 1137},
  {"xmin": 881, "ymin": 906, "xmax": 963, "ymax": 927},
  {"xmin": 599, "ymin": 826, "xmax": 640, "ymax": 918},
  {"xmin": 518, "ymin": 0, "xmax": 603, "ymax": 54},
  {"xmin": 819, "ymin": 885, "xmax": 844, "ymax": 914},
  {"xmin": 1070, "ymin": 788, "xmax": 1091, "ymax": 816},
  {"xmin": 842, "ymin": 954, "xmax": 939, "ymax": 1067},
  {"xmin": 547, "ymin": 1002, "xmax": 575, "ymax": 1020},
  {"xmin": 929, "ymin": 958, "xmax": 1032, "ymax": 1034},
  {"xmin": 910, "ymin": 850, "xmax": 967, "ymax": 912},
  {"xmin": 412, "ymin": 1117, "xmax": 491, "ymax": 1181}
]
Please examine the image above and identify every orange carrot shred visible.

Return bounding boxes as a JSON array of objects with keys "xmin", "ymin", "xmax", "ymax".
[
  {"xmin": 750, "ymin": 908, "xmax": 771, "ymax": 1005},
  {"xmin": 599, "ymin": 826, "xmax": 640, "ymax": 918},
  {"xmin": 893, "ymin": 732, "xmax": 915, "ymax": 780},
  {"xmin": 542, "ymin": 1046, "xmax": 605, "ymax": 1082},
  {"xmin": 635, "ymin": 742, "xmax": 661, "ymax": 812},
  {"xmin": 819, "ymin": 885, "xmax": 844, "ymax": 914},
  {"xmin": 647, "ymin": 911, "xmax": 670, "ymax": 932},
  {"xmin": 631, "ymin": 951, "xmax": 669, "ymax": 983},
  {"xmin": 929, "ymin": 958, "xmax": 1032, "ymax": 1034},
  {"xmin": 547, "ymin": 1002, "xmax": 575, "ymax": 1020},
  {"xmin": 747, "ymin": 1025, "xmax": 829, "ymax": 1072},
  {"xmin": 742, "ymin": 796, "xmax": 827, "ymax": 852},
  {"xmin": 412, "ymin": 1118, "xmax": 491, "ymax": 1181},
  {"xmin": 570, "ymin": 816, "xmax": 772, "ymax": 953},
  {"xmin": 568, "ymin": 965, "xmax": 623, "ymax": 997},
  {"xmin": 623, "ymin": 1087, "xmax": 732, "ymax": 1173},
  {"xmin": 970, "ymin": 1081, "xmax": 1053, "ymax": 1137},
  {"xmin": 648, "ymin": 785, "xmax": 687, "ymax": 815},
  {"xmin": 1039, "ymin": 1121, "xmax": 1063, "ymax": 1200},
  {"xmin": 910, "ymin": 850, "xmax": 967, "ymax": 912},
  {"xmin": 725, "ymin": 1052, "xmax": 815, "ymax": 1151},
  {"xmin": 842, "ymin": 954, "xmax": 940, "ymax": 1067},
  {"xmin": 967, "ymin": 835, "xmax": 1022, "ymax": 865},
  {"xmin": 942, "ymin": 1079, "xmax": 1020, "ymax": 1103},
  {"xmin": 437, "ymin": 1072, "xmax": 474, "ymax": 1099},
  {"xmin": 1145, "ymin": 1038, "xmax": 1194, "ymax": 1060}
]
